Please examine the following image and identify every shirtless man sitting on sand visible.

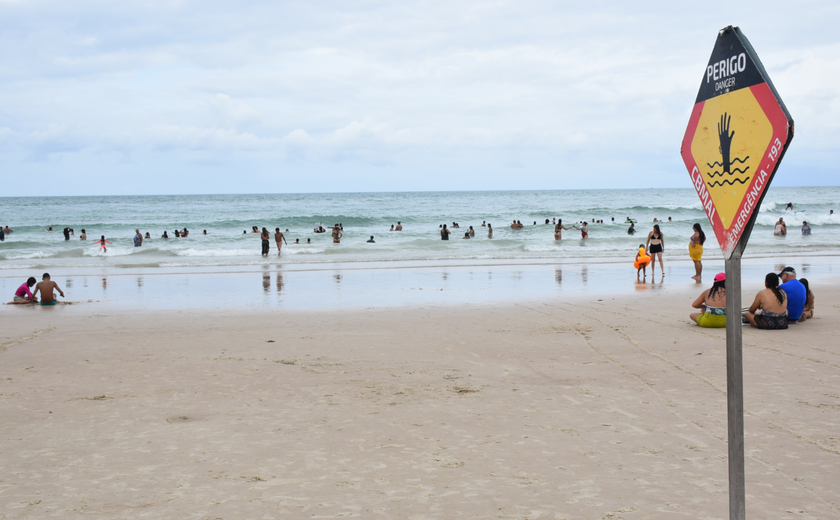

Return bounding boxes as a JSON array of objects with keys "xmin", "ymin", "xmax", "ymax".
[{"xmin": 33, "ymin": 273, "xmax": 64, "ymax": 306}]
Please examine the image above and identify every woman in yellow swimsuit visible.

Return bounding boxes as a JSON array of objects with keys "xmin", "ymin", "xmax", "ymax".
[{"xmin": 689, "ymin": 223, "xmax": 706, "ymax": 280}]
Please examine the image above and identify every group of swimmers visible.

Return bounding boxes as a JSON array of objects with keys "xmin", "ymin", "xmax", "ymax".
[{"xmin": 689, "ymin": 266, "xmax": 814, "ymax": 330}]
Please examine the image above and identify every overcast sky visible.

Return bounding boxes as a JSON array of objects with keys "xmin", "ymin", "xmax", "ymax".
[{"xmin": 1, "ymin": 0, "xmax": 838, "ymax": 196}]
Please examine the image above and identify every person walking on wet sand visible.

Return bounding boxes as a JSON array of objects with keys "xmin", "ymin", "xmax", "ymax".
[
  {"xmin": 274, "ymin": 228, "xmax": 287, "ymax": 253},
  {"xmin": 33, "ymin": 273, "xmax": 64, "ymax": 306},
  {"xmin": 93, "ymin": 235, "xmax": 112, "ymax": 252},
  {"xmin": 260, "ymin": 227, "xmax": 270, "ymax": 256}
]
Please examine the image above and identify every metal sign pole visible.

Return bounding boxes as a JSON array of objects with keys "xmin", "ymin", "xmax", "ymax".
[{"xmin": 725, "ymin": 246, "xmax": 745, "ymax": 520}]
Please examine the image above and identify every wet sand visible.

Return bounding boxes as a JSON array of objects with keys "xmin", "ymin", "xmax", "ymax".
[{"xmin": 2, "ymin": 277, "xmax": 839, "ymax": 519}]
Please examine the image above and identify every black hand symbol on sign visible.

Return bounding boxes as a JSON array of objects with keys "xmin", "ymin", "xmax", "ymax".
[{"xmin": 718, "ymin": 112, "xmax": 734, "ymax": 174}]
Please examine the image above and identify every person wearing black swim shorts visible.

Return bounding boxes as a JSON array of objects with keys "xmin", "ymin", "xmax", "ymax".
[
  {"xmin": 645, "ymin": 224, "xmax": 665, "ymax": 276},
  {"xmin": 745, "ymin": 272, "xmax": 789, "ymax": 329}
]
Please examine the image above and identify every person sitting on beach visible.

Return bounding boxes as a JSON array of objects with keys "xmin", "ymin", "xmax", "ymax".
[
  {"xmin": 9, "ymin": 277, "xmax": 38, "ymax": 304},
  {"xmin": 80, "ymin": 229, "xmax": 86, "ymax": 240},
  {"xmin": 779, "ymin": 266, "xmax": 806, "ymax": 322},
  {"xmin": 162, "ymin": 231, "xmax": 169, "ymax": 239},
  {"xmin": 33, "ymin": 273, "xmax": 64, "ymax": 306},
  {"xmin": 800, "ymin": 278, "xmax": 814, "ymax": 320},
  {"xmin": 801, "ymin": 221, "xmax": 811, "ymax": 235},
  {"xmin": 395, "ymin": 222, "xmax": 402, "ymax": 231},
  {"xmin": 367, "ymin": 236, "xmax": 375, "ymax": 243},
  {"xmin": 468, "ymin": 226, "xmax": 475, "ymax": 237},
  {"xmin": 627, "ymin": 222, "xmax": 636, "ymax": 235},
  {"xmin": 634, "ymin": 245, "xmax": 651, "ymax": 278},
  {"xmin": 744, "ymin": 273, "xmax": 788, "ymax": 329},
  {"xmin": 774, "ymin": 218, "xmax": 787, "ymax": 236},
  {"xmin": 689, "ymin": 273, "xmax": 726, "ymax": 328}
]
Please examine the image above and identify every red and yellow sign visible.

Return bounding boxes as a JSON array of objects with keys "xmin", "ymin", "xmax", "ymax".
[{"xmin": 680, "ymin": 27, "xmax": 793, "ymax": 258}]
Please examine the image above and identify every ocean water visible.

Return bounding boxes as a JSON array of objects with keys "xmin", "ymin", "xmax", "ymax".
[{"xmin": 1, "ymin": 187, "xmax": 838, "ymax": 271}]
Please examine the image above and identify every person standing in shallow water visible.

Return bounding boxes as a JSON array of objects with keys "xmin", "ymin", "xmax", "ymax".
[
  {"xmin": 441, "ymin": 224, "xmax": 450, "ymax": 240},
  {"xmin": 689, "ymin": 223, "xmax": 706, "ymax": 280},
  {"xmin": 645, "ymin": 224, "xmax": 665, "ymax": 276},
  {"xmin": 260, "ymin": 227, "xmax": 270, "ymax": 256},
  {"xmin": 274, "ymin": 228, "xmax": 287, "ymax": 254}
]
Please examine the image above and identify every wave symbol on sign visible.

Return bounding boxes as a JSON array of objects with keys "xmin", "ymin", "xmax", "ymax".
[{"xmin": 705, "ymin": 112, "xmax": 750, "ymax": 187}]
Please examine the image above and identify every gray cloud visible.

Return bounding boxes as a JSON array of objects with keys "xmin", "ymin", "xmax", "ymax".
[{"xmin": 1, "ymin": 0, "xmax": 838, "ymax": 195}]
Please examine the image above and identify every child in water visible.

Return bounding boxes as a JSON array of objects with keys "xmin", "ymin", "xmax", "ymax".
[
  {"xmin": 634, "ymin": 244, "xmax": 651, "ymax": 277},
  {"xmin": 93, "ymin": 235, "xmax": 112, "ymax": 252}
]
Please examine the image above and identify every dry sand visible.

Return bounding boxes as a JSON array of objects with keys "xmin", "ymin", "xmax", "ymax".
[{"xmin": 1, "ymin": 285, "xmax": 839, "ymax": 519}]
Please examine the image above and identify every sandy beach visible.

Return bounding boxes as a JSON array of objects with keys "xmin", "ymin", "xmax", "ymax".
[{"xmin": 1, "ymin": 264, "xmax": 839, "ymax": 519}]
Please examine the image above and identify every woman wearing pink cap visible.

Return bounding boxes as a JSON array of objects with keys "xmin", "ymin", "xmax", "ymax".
[{"xmin": 689, "ymin": 272, "xmax": 727, "ymax": 328}]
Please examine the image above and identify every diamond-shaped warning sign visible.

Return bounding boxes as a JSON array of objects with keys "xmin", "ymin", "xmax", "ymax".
[{"xmin": 681, "ymin": 26, "xmax": 793, "ymax": 259}]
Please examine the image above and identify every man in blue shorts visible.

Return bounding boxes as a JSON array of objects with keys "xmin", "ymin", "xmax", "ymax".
[
  {"xmin": 779, "ymin": 267, "xmax": 807, "ymax": 323},
  {"xmin": 33, "ymin": 273, "xmax": 65, "ymax": 306}
]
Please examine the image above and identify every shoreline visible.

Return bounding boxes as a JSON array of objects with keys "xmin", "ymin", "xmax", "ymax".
[{"xmin": 2, "ymin": 253, "xmax": 839, "ymax": 311}]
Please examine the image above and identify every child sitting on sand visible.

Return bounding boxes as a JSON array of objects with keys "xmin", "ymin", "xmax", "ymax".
[{"xmin": 634, "ymin": 245, "xmax": 651, "ymax": 277}]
